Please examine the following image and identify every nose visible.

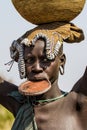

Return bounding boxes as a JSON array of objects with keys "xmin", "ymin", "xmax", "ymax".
[{"xmin": 32, "ymin": 60, "xmax": 43, "ymax": 73}]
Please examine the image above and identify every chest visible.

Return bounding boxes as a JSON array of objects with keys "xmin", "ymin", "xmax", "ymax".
[{"xmin": 34, "ymin": 99, "xmax": 87, "ymax": 130}]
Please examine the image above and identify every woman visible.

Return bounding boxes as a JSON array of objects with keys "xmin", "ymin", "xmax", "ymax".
[{"xmin": 0, "ymin": 22, "xmax": 87, "ymax": 130}]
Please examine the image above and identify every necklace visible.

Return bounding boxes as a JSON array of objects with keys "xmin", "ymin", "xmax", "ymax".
[{"xmin": 35, "ymin": 92, "xmax": 68, "ymax": 104}]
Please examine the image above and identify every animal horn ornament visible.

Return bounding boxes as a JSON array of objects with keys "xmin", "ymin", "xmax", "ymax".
[{"xmin": 10, "ymin": 40, "xmax": 26, "ymax": 79}]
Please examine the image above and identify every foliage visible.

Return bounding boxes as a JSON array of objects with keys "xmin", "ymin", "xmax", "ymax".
[{"xmin": 0, "ymin": 105, "xmax": 14, "ymax": 130}]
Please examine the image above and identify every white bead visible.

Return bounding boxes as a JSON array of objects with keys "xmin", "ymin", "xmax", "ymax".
[{"xmin": 21, "ymin": 38, "xmax": 31, "ymax": 46}]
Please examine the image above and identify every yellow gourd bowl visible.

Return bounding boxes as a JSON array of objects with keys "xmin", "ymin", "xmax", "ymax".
[{"xmin": 12, "ymin": 0, "xmax": 86, "ymax": 25}]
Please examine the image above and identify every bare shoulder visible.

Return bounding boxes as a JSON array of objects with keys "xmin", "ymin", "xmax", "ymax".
[
  {"xmin": 66, "ymin": 91, "xmax": 87, "ymax": 103},
  {"xmin": 65, "ymin": 91, "xmax": 78, "ymax": 102},
  {"xmin": 66, "ymin": 91, "xmax": 87, "ymax": 111}
]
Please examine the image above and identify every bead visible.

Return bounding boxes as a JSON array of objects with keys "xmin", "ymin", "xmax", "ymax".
[{"xmin": 21, "ymin": 38, "xmax": 31, "ymax": 46}]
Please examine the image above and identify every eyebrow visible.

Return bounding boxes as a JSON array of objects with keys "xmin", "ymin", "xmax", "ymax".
[
  {"xmin": 24, "ymin": 53, "xmax": 47, "ymax": 59},
  {"xmin": 24, "ymin": 53, "xmax": 33, "ymax": 59}
]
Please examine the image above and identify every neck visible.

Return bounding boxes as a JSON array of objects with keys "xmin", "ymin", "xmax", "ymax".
[{"xmin": 35, "ymin": 79, "xmax": 62, "ymax": 100}]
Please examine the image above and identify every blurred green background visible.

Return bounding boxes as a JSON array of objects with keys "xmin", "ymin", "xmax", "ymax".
[{"xmin": 0, "ymin": 105, "xmax": 14, "ymax": 130}]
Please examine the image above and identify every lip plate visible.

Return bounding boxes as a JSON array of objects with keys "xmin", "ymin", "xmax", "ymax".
[{"xmin": 19, "ymin": 80, "xmax": 51, "ymax": 96}]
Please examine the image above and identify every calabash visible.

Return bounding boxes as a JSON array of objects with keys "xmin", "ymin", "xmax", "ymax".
[{"xmin": 12, "ymin": 0, "xmax": 85, "ymax": 25}]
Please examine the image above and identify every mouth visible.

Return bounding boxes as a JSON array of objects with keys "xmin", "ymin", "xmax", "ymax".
[
  {"xmin": 18, "ymin": 79, "xmax": 51, "ymax": 96},
  {"xmin": 27, "ymin": 73, "xmax": 49, "ymax": 82},
  {"xmin": 27, "ymin": 77, "xmax": 48, "ymax": 82}
]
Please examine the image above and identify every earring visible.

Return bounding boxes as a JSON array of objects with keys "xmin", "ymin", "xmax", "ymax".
[{"xmin": 59, "ymin": 65, "xmax": 64, "ymax": 75}]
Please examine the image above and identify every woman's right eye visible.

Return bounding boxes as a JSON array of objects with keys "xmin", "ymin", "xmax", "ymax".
[{"xmin": 25, "ymin": 57, "xmax": 35, "ymax": 64}]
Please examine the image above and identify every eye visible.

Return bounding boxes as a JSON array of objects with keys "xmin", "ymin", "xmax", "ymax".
[
  {"xmin": 25, "ymin": 57, "xmax": 35, "ymax": 64},
  {"xmin": 40, "ymin": 57, "xmax": 51, "ymax": 64},
  {"xmin": 43, "ymin": 58, "xmax": 48, "ymax": 62},
  {"xmin": 40, "ymin": 57, "xmax": 48, "ymax": 63}
]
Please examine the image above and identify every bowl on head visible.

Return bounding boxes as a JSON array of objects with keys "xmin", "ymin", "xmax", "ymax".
[{"xmin": 12, "ymin": 0, "xmax": 86, "ymax": 25}]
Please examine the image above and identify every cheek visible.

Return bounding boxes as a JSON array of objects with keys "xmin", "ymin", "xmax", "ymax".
[
  {"xmin": 25, "ymin": 65, "xmax": 31, "ymax": 75},
  {"xmin": 45, "ymin": 62, "xmax": 59, "ymax": 79},
  {"xmin": 51, "ymin": 63, "xmax": 59, "ymax": 77}
]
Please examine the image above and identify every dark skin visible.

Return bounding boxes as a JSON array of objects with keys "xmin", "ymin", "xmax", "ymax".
[{"xmin": 0, "ymin": 39, "xmax": 87, "ymax": 129}]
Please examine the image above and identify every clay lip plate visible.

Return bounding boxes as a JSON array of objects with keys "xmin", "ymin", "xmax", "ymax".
[{"xmin": 18, "ymin": 80, "xmax": 51, "ymax": 96}]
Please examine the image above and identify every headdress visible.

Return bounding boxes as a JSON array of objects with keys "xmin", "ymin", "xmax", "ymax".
[{"xmin": 9, "ymin": 22, "xmax": 84, "ymax": 79}]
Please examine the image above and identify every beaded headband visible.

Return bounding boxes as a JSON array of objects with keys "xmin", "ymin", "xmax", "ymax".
[{"xmin": 21, "ymin": 32, "xmax": 63, "ymax": 60}]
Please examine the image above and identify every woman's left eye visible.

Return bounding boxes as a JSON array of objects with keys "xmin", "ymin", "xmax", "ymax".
[
  {"xmin": 43, "ymin": 58, "xmax": 48, "ymax": 62},
  {"xmin": 41, "ymin": 58, "xmax": 50, "ymax": 63}
]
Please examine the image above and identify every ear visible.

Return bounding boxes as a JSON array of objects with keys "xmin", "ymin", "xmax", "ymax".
[{"xmin": 59, "ymin": 54, "xmax": 66, "ymax": 75}]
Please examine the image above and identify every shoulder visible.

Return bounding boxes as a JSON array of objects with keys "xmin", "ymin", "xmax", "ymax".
[
  {"xmin": 66, "ymin": 91, "xmax": 87, "ymax": 111},
  {"xmin": 65, "ymin": 91, "xmax": 78, "ymax": 102}
]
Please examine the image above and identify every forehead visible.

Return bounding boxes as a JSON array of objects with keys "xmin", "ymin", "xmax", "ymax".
[{"xmin": 24, "ymin": 39, "xmax": 45, "ymax": 56}]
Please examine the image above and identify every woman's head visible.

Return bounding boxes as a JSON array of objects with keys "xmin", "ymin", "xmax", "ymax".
[
  {"xmin": 10, "ymin": 33, "xmax": 65, "ymax": 83},
  {"xmin": 24, "ymin": 38, "xmax": 66, "ymax": 83}
]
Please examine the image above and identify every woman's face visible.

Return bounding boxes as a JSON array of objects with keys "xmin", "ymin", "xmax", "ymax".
[{"xmin": 24, "ymin": 39, "xmax": 65, "ymax": 83}]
